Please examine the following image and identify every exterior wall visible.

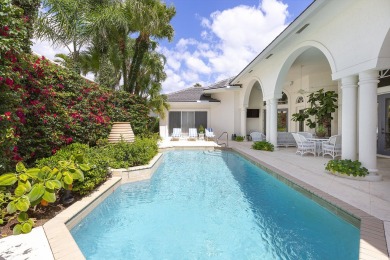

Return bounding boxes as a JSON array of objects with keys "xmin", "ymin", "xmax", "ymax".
[{"xmin": 210, "ymin": 91, "xmax": 237, "ymax": 139}]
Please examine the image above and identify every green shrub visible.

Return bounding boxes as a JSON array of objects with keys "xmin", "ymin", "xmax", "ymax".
[
  {"xmin": 35, "ymin": 138, "xmax": 158, "ymax": 195},
  {"xmin": 235, "ymin": 136, "xmax": 245, "ymax": 142},
  {"xmin": 252, "ymin": 141, "xmax": 274, "ymax": 151},
  {"xmin": 325, "ymin": 159, "xmax": 368, "ymax": 177}
]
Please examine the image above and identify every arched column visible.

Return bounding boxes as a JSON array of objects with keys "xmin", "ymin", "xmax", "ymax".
[
  {"xmin": 358, "ymin": 70, "xmax": 379, "ymax": 172},
  {"xmin": 268, "ymin": 98, "xmax": 278, "ymax": 147},
  {"xmin": 240, "ymin": 106, "xmax": 247, "ymax": 138},
  {"xmin": 341, "ymin": 75, "xmax": 358, "ymax": 160}
]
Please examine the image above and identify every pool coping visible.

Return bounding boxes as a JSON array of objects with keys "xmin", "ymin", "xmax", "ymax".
[
  {"xmin": 43, "ymin": 148, "xmax": 388, "ymax": 260},
  {"xmin": 230, "ymin": 147, "xmax": 389, "ymax": 260}
]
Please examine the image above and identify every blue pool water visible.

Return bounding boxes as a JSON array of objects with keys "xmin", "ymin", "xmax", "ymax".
[{"xmin": 71, "ymin": 151, "xmax": 359, "ymax": 259}]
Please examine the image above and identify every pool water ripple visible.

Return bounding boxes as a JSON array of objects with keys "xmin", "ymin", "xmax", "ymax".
[{"xmin": 71, "ymin": 150, "xmax": 359, "ymax": 259}]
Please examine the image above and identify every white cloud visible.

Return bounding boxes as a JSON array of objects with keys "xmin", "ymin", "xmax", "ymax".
[
  {"xmin": 161, "ymin": 0, "xmax": 289, "ymax": 93},
  {"xmin": 31, "ymin": 39, "xmax": 70, "ymax": 61}
]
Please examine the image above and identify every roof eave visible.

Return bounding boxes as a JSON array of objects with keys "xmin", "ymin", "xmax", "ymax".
[{"xmin": 229, "ymin": 0, "xmax": 325, "ymax": 85}]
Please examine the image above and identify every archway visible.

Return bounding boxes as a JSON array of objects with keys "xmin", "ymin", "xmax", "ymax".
[{"xmin": 274, "ymin": 44, "xmax": 337, "ymax": 134}]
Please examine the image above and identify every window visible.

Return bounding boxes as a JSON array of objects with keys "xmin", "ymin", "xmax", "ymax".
[
  {"xmin": 296, "ymin": 96, "xmax": 304, "ymax": 103},
  {"xmin": 298, "ymin": 109, "xmax": 305, "ymax": 131},
  {"xmin": 247, "ymin": 109, "xmax": 260, "ymax": 118}
]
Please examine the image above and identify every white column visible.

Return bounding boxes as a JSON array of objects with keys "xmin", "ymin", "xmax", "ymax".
[
  {"xmin": 266, "ymin": 101, "xmax": 270, "ymax": 141},
  {"xmin": 341, "ymin": 75, "xmax": 358, "ymax": 160},
  {"xmin": 269, "ymin": 98, "xmax": 278, "ymax": 147},
  {"xmin": 240, "ymin": 106, "xmax": 247, "ymax": 138},
  {"xmin": 358, "ymin": 70, "xmax": 378, "ymax": 172}
]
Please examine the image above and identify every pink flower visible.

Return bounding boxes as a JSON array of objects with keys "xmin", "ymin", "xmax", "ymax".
[
  {"xmin": 4, "ymin": 111, "xmax": 11, "ymax": 120},
  {"xmin": 5, "ymin": 78, "xmax": 14, "ymax": 86}
]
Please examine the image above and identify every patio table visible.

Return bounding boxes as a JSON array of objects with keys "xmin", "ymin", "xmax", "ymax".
[{"xmin": 307, "ymin": 138, "xmax": 329, "ymax": 156}]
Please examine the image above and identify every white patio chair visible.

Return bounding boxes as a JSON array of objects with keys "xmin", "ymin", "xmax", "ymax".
[
  {"xmin": 205, "ymin": 128, "xmax": 215, "ymax": 141},
  {"xmin": 171, "ymin": 128, "xmax": 182, "ymax": 141},
  {"xmin": 188, "ymin": 128, "xmax": 198, "ymax": 141},
  {"xmin": 250, "ymin": 131, "xmax": 266, "ymax": 142},
  {"xmin": 292, "ymin": 133, "xmax": 316, "ymax": 157},
  {"xmin": 322, "ymin": 135, "xmax": 342, "ymax": 159},
  {"xmin": 297, "ymin": 132, "xmax": 313, "ymax": 139}
]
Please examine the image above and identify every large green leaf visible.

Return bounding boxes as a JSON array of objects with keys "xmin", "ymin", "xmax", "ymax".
[
  {"xmin": 45, "ymin": 180, "xmax": 62, "ymax": 190},
  {"xmin": 0, "ymin": 173, "xmax": 17, "ymax": 186},
  {"xmin": 17, "ymin": 212, "xmax": 29, "ymax": 222},
  {"xmin": 40, "ymin": 166, "xmax": 52, "ymax": 179},
  {"xmin": 7, "ymin": 201, "xmax": 17, "ymax": 214},
  {"xmin": 48, "ymin": 168, "xmax": 59, "ymax": 179},
  {"xmin": 14, "ymin": 184, "xmax": 27, "ymax": 197},
  {"xmin": 63, "ymin": 173, "xmax": 73, "ymax": 185},
  {"xmin": 13, "ymin": 224, "xmax": 22, "ymax": 235},
  {"xmin": 27, "ymin": 183, "xmax": 45, "ymax": 202},
  {"xmin": 21, "ymin": 222, "xmax": 33, "ymax": 233},
  {"xmin": 25, "ymin": 168, "xmax": 40, "ymax": 179},
  {"xmin": 72, "ymin": 169, "xmax": 84, "ymax": 181},
  {"xmin": 15, "ymin": 197, "xmax": 30, "ymax": 212},
  {"xmin": 79, "ymin": 163, "xmax": 90, "ymax": 172},
  {"xmin": 42, "ymin": 190, "xmax": 56, "ymax": 203},
  {"xmin": 16, "ymin": 162, "xmax": 26, "ymax": 173}
]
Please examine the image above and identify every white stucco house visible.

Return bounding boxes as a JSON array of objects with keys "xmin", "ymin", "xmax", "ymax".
[{"xmin": 159, "ymin": 0, "xmax": 390, "ymax": 173}]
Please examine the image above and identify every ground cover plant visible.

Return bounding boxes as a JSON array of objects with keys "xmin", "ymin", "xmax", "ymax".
[
  {"xmin": 325, "ymin": 159, "xmax": 368, "ymax": 177},
  {"xmin": 252, "ymin": 141, "xmax": 274, "ymax": 151}
]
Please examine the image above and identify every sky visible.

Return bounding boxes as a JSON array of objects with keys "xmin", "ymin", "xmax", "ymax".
[{"xmin": 32, "ymin": 0, "xmax": 313, "ymax": 94}]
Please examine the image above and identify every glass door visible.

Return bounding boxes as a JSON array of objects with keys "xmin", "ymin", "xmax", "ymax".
[
  {"xmin": 277, "ymin": 109, "xmax": 288, "ymax": 132},
  {"xmin": 378, "ymin": 94, "xmax": 390, "ymax": 155}
]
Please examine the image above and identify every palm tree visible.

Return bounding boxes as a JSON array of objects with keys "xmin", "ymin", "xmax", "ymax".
[
  {"xmin": 127, "ymin": 0, "xmax": 175, "ymax": 93},
  {"xmin": 35, "ymin": 0, "xmax": 90, "ymax": 73}
]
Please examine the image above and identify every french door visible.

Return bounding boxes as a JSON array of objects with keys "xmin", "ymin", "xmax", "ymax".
[
  {"xmin": 168, "ymin": 111, "xmax": 207, "ymax": 135},
  {"xmin": 378, "ymin": 94, "xmax": 390, "ymax": 155}
]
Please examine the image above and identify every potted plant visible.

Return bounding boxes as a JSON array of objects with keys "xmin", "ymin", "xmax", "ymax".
[
  {"xmin": 315, "ymin": 125, "xmax": 327, "ymax": 138},
  {"xmin": 198, "ymin": 124, "xmax": 205, "ymax": 134},
  {"xmin": 292, "ymin": 89, "xmax": 338, "ymax": 137},
  {"xmin": 325, "ymin": 159, "xmax": 368, "ymax": 177}
]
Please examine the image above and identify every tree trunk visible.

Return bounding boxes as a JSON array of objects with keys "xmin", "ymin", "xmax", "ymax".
[{"xmin": 128, "ymin": 32, "xmax": 150, "ymax": 94}]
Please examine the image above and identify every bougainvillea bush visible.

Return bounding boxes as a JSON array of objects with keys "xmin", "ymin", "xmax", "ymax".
[{"xmin": 0, "ymin": 1, "xmax": 155, "ymax": 173}]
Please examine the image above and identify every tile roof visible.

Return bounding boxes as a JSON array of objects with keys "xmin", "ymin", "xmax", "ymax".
[
  {"xmin": 167, "ymin": 86, "xmax": 220, "ymax": 102},
  {"xmin": 203, "ymin": 77, "xmax": 235, "ymax": 90}
]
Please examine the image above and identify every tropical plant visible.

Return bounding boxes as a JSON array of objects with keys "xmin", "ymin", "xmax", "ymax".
[
  {"xmin": 252, "ymin": 141, "xmax": 274, "ymax": 151},
  {"xmin": 35, "ymin": 0, "xmax": 90, "ymax": 73},
  {"xmin": 292, "ymin": 89, "xmax": 338, "ymax": 137},
  {"xmin": 0, "ymin": 152, "xmax": 90, "ymax": 234},
  {"xmin": 235, "ymin": 136, "xmax": 245, "ymax": 142},
  {"xmin": 325, "ymin": 159, "xmax": 368, "ymax": 177}
]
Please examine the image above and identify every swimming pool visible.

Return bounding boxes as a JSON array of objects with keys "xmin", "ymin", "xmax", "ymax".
[{"xmin": 71, "ymin": 150, "xmax": 359, "ymax": 259}]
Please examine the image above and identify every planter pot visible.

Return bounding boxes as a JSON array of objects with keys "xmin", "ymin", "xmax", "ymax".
[
  {"xmin": 108, "ymin": 122, "xmax": 135, "ymax": 143},
  {"xmin": 326, "ymin": 170, "xmax": 382, "ymax": 182}
]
